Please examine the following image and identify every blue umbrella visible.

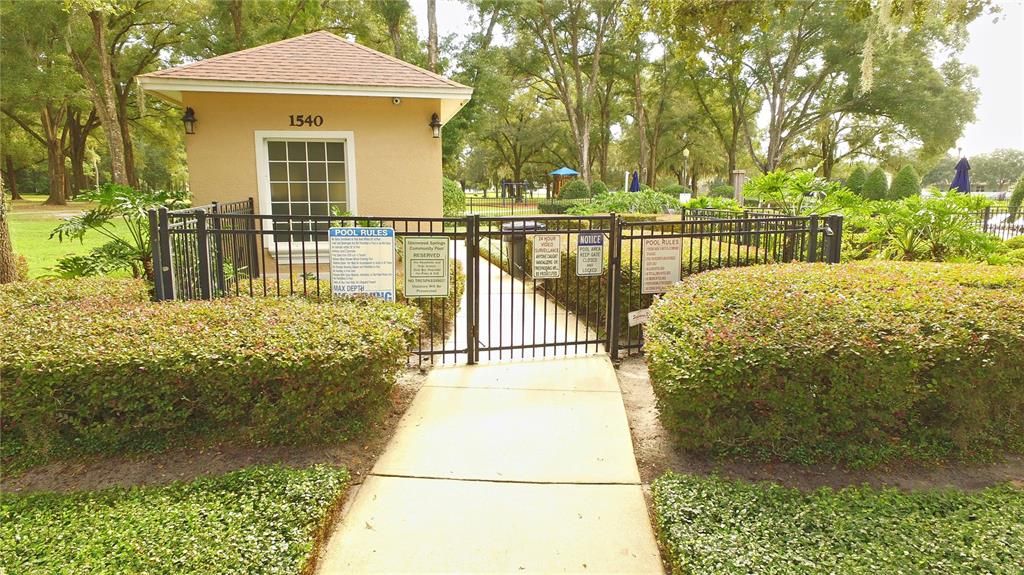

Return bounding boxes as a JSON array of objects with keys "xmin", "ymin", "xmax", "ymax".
[
  {"xmin": 629, "ymin": 170, "xmax": 641, "ymax": 192},
  {"xmin": 549, "ymin": 167, "xmax": 579, "ymax": 176},
  {"xmin": 950, "ymin": 157, "xmax": 970, "ymax": 193}
]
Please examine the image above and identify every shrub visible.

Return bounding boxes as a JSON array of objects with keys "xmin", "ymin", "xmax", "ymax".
[
  {"xmin": 653, "ymin": 473, "xmax": 1024, "ymax": 575},
  {"xmin": 683, "ymin": 196, "xmax": 742, "ymax": 211},
  {"xmin": 861, "ymin": 191, "xmax": 999, "ymax": 261},
  {"xmin": 442, "ymin": 177, "xmax": 465, "ymax": 216},
  {"xmin": 589, "ymin": 180, "xmax": 609, "ymax": 196},
  {"xmin": 568, "ymin": 190, "xmax": 681, "ymax": 215},
  {"xmin": 1005, "ymin": 235, "xmax": 1024, "ymax": 250},
  {"xmin": 1006, "ymin": 247, "xmax": 1024, "ymax": 264},
  {"xmin": 845, "ymin": 165, "xmax": 868, "ymax": 195},
  {"xmin": 708, "ymin": 184, "xmax": 734, "ymax": 198},
  {"xmin": 659, "ymin": 183, "xmax": 690, "ymax": 197},
  {"xmin": 1, "ymin": 280, "xmax": 418, "ymax": 456},
  {"xmin": 1010, "ymin": 176, "xmax": 1024, "ymax": 219},
  {"xmin": 888, "ymin": 165, "xmax": 921, "ymax": 200},
  {"xmin": 537, "ymin": 199, "xmax": 577, "ymax": 214},
  {"xmin": 862, "ymin": 167, "xmax": 889, "ymax": 200},
  {"xmin": 559, "ymin": 179, "xmax": 591, "ymax": 199},
  {"xmin": 744, "ymin": 170, "xmax": 846, "ymax": 215},
  {"xmin": 0, "ymin": 465, "xmax": 348, "ymax": 574},
  {"xmin": 646, "ymin": 261, "xmax": 1024, "ymax": 467}
]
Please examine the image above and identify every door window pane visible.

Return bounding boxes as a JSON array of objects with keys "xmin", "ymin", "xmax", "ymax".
[
  {"xmin": 268, "ymin": 141, "xmax": 287, "ymax": 161},
  {"xmin": 326, "ymin": 142, "xmax": 344, "ymax": 161},
  {"xmin": 287, "ymin": 142, "xmax": 306, "ymax": 160},
  {"xmin": 269, "ymin": 162, "xmax": 287, "ymax": 182},
  {"xmin": 266, "ymin": 139, "xmax": 351, "ymax": 242},
  {"xmin": 307, "ymin": 142, "xmax": 326, "ymax": 161}
]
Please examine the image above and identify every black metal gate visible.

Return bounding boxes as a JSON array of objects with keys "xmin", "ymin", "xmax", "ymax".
[{"xmin": 151, "ymin": 204, "xmax": 842, "ymax": 365}]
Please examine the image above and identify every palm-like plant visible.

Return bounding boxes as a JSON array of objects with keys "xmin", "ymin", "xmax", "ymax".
[{"xmin": 51, "ymin": 184, "xmax": 187, "ymax": 280}]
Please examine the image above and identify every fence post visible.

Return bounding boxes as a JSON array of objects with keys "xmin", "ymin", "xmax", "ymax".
[
  {"xmin": 982, "ymin": 205, "xmax": 991, "ymax": 234},
  {"xmin": 807, "ymin": 214, "xmax": 819, "ymax": 263},
  {"xmin": 826, "ymin": 215, "xmax": 844, "ymax": 264},
  {"xmin": 606, "ymin": 213, "xmax": 622, "ymax": 362},
  {"xmin": 195, "ymin": 209, "xmax": 213, "ymax": 300},
  {"xmin": 157, "ymin": 207, "xmax": 175, "ymax": 300},
  {"xmin": 247, "ymin": 197, "xmax": 260, "ymax": 276},
  {"xmin": 148, "ymin": 209, "xmax": 164, "ymax": 300},
  {"xmin": 211, "ymin": 201, "xmax": 226, "ymax": 296},
  {"xmin": 465, "ymin": 214, "xmax": 479, "ymax": 365}
]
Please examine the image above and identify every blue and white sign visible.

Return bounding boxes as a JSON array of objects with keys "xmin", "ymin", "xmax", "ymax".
[
  {"xmin": 329, "ymin": 227, "xmax": 396, "ymax": 300},
  {"xmin": 576, "ymin": 232, "xmax": 604, "ymax": 277}
]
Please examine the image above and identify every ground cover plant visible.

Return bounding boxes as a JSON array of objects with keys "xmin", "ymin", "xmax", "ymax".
[
  {"xmin": 652, "ymin": 473, "xmax": 1024, "ymax": 575},
  {"xmin": 1, "ymin": 279, "xmax": 418, "ymax": 462},
  {"xmin": 645, "ymin": 261, "xmax": 1024, "ymax": 467},
  {"xmin": 0, "ymin": 465, "xmax": 348, "ymax": 575}
]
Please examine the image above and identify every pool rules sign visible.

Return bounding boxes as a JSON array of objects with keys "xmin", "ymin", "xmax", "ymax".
[
  {"xmin": 329, "ymin": 227, "xmax": 396, "ymax": 300},
  {"xmin": 641, "ymin": 237, "xmax": 681, "ymax": 294}
]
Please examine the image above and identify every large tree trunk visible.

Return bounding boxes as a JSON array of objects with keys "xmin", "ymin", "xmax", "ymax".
[
  {"xmin": 427, "ymin": 0, "xmax": 437, "ymax": 72},
  {"xmin": 66, "ymin": 109, "xmax": 95, "ymax": 197},
  {"xmin": 632, "ymin": 50, "xmax": 649, "ymax": 186},
  {"xmin": 4, "ymin": 155, "xmax": 22, "ymax": 200},
  {"xmin": 228, "ymin": 0, "xmax": 244, "ymax": 49},
  {"xmin": 41, "ymin": 106, "xmax": 67, "ymax": 206},
  {"xmin": 389, "ymin": 24, "xmax": 403, "ymax": 60},
  {"xmin": 0, "ymin": 181, "xmax": 20, "ymax": 284},
  {"xmin": 70, "ymin": 11, "xmax": 129, "ymax": 186}
]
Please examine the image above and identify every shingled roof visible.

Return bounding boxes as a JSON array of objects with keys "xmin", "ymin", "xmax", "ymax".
[{"xmin": 138, "ymin": 31, "xmax": 472, "ymax": 105}]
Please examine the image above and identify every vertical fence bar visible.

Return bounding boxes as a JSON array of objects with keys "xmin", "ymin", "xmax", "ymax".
[
  {"xmin": 157, "ymin": 207, "xmax": 175, "ymax": 300},
  {"xmin": 195, "ymin": 209, "xmax": 213, "ymax": 300},
  {"xmin": 807, "ymin": 214, "xmax": 818, "ymax": 263},
  {"xmin": 211, "ymin": 202, "xmax": 226, "ymax": 296},
  {"xmin": 607, "ymin": 213, "xmax": 622, "ymax": 361},
  {"xmin": 982, "ymin": 205, "xmax": 991, "ymax": 234},
  {"xmin": 148, "ymin": 209, "xmax": 164, "ymax": 300},
  {"xmin": 466, "ymin": 214, "xmax": 479, "ymax": 364}
]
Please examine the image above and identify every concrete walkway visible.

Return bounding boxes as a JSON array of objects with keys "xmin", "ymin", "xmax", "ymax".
[{"xmin": 317, "ymin": 356, "xmax": 663, "ymax": 574}]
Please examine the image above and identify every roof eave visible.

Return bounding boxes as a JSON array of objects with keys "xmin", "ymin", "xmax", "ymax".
[{"xmin": 137, "ymin": 76, "xmax": 473, "ymax": 106}]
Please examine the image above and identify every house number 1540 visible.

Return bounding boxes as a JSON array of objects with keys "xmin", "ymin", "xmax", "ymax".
[{"xmin": 289, "ymin": 114, "xmax": 324, "ymax": 127}]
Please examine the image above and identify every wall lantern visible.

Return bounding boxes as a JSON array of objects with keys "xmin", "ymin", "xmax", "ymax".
[
  {"xmin": 429, "ymin": 113, "xmax": 442, "ymax": 138},
  {"xmin": 182, "ymin": 107, "xmax": 197, "ymax": 135}
]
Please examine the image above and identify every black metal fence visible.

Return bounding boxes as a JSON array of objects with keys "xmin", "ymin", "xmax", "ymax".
[
  {"xmin": 464, "ymin": 196, "xmax": 591, "ymax": 217},
  {"xmin": 151, "ymin": 206, "xmax": 842, "ymax": 364},
  {"xmin": 976, "ymin": 205, "xmax": 1023, "ymax": 240}
]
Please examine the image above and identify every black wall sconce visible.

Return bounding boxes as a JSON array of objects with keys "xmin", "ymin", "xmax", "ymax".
[
  {"xmin": 182, "ymin": 107, "xmax": 197, "ymax": 135},
  {"xmin": 429, "ymin": 113, "xmax": 441, "ymax": 138}
]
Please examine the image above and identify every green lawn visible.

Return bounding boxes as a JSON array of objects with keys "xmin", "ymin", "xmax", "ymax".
[
  {"xmin": 0, "ymin": 465, "xmax": 348, "ymax": 575},
  {"xmin": 653, "ymin": 473, "xmax": 1024, "ymax": 574},
  {"xmin": 9, "ymin": 194, "xmax": 130, "ymax": 278}
]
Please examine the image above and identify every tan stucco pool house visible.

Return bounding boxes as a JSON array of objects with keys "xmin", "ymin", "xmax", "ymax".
[{"xmin": 138, "ymin": 31, "xmax": 472, "ymax": 218}]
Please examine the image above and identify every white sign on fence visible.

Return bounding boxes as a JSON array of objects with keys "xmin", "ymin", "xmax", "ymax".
[
  {"xmin": 576, "ymin": 232, "xmax": 604, "ymax": 277},
  {"xmin": 641, "ymin": 237, "xmax": 682, "ymax": 294},
  {"xmin": 329, "ymin": 227, "xmax": 396, "ymax": 300},
  {"xmin": 628, "ymin": 308, "xmax": 651, "ymax": 327},
  {"xmin": 532, "ymin": 234, "xmax": 562, "ymax": 279},
  {"xmin": 404, "ymin": 237, "xmax": 450, "ymax": 298}
]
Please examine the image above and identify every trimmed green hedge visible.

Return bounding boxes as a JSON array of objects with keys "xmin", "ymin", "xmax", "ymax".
[
  {"xmin": 646, "ymin": 261, "xmax": 1024, "ymax": 467},
  {"xmin": 1, "ymin": 280, "xmax": 418, "ymax": 456},
  {"xmin": 653, "ymin": 473, "xmax": 1024, "ymax": 575},
  {"xmin": 0, "ymin": 465, "xmax": 348, "ymax": 574}
]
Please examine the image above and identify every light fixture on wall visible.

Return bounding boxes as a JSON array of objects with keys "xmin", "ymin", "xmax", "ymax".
[
  {"xmin": 182, "ymin": 107, "xmax": 197, "ymax": 135},
  {"xmin": 429, "ymin": 113, "xmax": 441, "ymax": 138}
]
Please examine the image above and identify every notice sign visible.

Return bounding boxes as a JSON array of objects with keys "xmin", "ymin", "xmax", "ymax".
[
  {"xmin": 532, "ymin": 235, "xmax": 562, "ymax": 279},
  {"xmin": 576, "ymin": 232, "xmax": 604, "ymax": 277},
  {"xmin": 404, "ymin": 237, "xmax": 450, "ymax": 298},
  {"xmin": 628, "ymin": 308, "xmax": 651, "ymax": 327},
  {"xmin": 329, "ymin": 227, "xmax": 396, "ymax": 300},
  {"xmin": 641, "ymin": 237, "xmax": 681, "ymax": 294}
]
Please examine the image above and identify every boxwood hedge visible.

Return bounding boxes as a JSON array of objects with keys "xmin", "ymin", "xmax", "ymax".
[
  {"xmin": 646, "ymin": 261, "xmax": 1024, "ymax": 466},
  {"xmin": 1, "ymin": 279, "xmax": 418, "ymax": 456}
]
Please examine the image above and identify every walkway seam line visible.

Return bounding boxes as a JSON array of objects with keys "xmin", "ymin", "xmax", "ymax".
[
  {"xmin": 368, "ymin": 472, "xmax": 641, "ymax": 487},
  {"xmin": 422, "ymin": 384, "xmax": 621, "ymax": 393}
]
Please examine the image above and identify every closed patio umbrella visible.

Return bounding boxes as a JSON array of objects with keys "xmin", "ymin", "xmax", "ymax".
[
  {"xmin": 950, "ymin": 157, "xmax": 971, "ymax": 193},
  {"xmin": 629, "ymin": 171, "xmax": 641, "ymax": 192}
]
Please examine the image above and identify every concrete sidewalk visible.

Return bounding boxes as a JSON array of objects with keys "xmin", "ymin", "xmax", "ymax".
[{"xmin": 317, "ymin": 356, "xmax": 663, "ymax": 574}]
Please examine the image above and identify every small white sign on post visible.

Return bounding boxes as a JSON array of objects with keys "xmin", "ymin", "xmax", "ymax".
[
  {"xmin": 628, "ymin": 308, "xmax": 651, "ymax": 327},
  {"xmin": 641, "ymin": 237, "xmax": 682, "ymax": 294},
  {"xmin": 532, "ymin": 234, "xmax": 562, "ymax": 279},
  {"xmin": 404, "ymin": 237, "xmax": 450, "ymax": 298},
  {"xmin": 329, "ymin": 227, "xmax": 396, "ymax": 300},
  {"xmin": 576, "ymin": 232, "xmax": 604, "ymax": 277}
]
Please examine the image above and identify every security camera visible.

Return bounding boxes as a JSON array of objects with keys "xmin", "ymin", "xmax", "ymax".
[{"xmin": 392, "ymin": 97, "xmax": 401, "ymax": 105}]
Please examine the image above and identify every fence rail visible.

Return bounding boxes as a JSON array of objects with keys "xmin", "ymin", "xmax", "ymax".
[{"xmin": 151, "ymin": 206, "xmax": 843, "ymax": 364}]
